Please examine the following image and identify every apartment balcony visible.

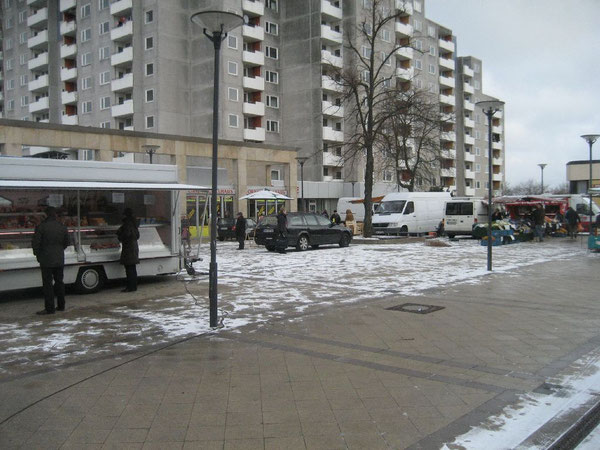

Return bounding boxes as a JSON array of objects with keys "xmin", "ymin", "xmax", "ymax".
[
  {"xmin": 60, "ymin": 20, "xmax": 76, "ymax": 36},
  {"xmin": 463, "ymin": 82, "xmax": 474, "ymax": 94},
  {"xmin": 463, "ymin": 65, "xmax": 474, "ymax": 78},
  {"xmin": 322, "ymin": 101, "xmax": 344, "ymax": 118},
  {"xmin": 464, "ymin": 117, "xmax": 475, "ymax": 128},
  {"xmin": 495, "ymin": 111, "xmax": 503, "ymax": 119},
  {"xmin": 493, "ymin": 173, "xmax": 503, "ymax": 182},
  {"xmin": 321, "ymin": 50, "xmax": 343, "ymax": 68},
  {"xmin": 323, "ymin": 151, "xmax": 343, "ymax": 167},
  {"xmin": 322, "ymin": 175, "xmax": 334, "ymax": 182},
  {"xmin": 464, "ymin": 135, "xmax": 475, "ymax": 145},
  {"xmin": 322, "ymin": 126, "xmax": 344, "ymax": 142},
  {"xmin": 111, "ymin": 47, "xmax": 133, "ymax": 67},
  {"xmin": 60, "ymin": 43, "xmax": 77, "ymax": 59},
  {"xmin": 464, "ymin": 169, "xmax": 475, "ymax": 179},
  {"xmin": 62, "ymin": 114, "xmax": 78, "ymax": 125},
  {"xmin": 438, "ymin": 39, "xmax": 455, "ymax": 53},
  {"xmin": 396, "ymin": 0, "xmax": 413, "ymax": 15},
  {"xmin": 395, "ymin": 22, "xmax": 413, "ymax": 37},
  {"xmin": 29, "ymin": 74, "xmax": 49, "ymax": 92},
  {"xmin": 110, "ymin": 0, "xmax": 132, "ymax": 16},
  {"xmin": 492, "ymin": 141, "xmax": 502, "ymax": 150},
  {"xmin": 28, "ymin": 0, "xmax": 46, "ymax": 6},
  {"xmin": 123, "ymin": 126, "xmax": 134, "ymax": 131},
  {"xmin": 439, "ymin": 75, "xmax": 454, "ymax": 88},
  {"xmin": 441, "ymin": 149, "xmax": 456, "ymax": 160},
  {"xmin": 464, "ymin": 152, "xmax": 475, "ymax": 163},
  {"xmin": 321, "ymin": 0, "xmax": 342, "ymax": 20},
  {"xmin": 492, "ymin": 125, "xmax": 502, "ymax": 134},
  {"xmin": 242, "ymin": 76, "xmax": 265, "ymax": 91},
  {"xmin": 61, "ymin": 91, "xmax": 78, "ymax": 105},
  {"xmin": 111, "ymin": 73, "xmax": 134, "ymax": 92},
  {"xmin": 465, "ymin": 186, "xmax": 475, "ymax": 196},
  {"xmin": 440, "ymin": 94, "xmax": 456, "ymax": 106},
  {"xmin": 29, "ymin": 97, "xmax": 49, "ymax": 113},
  {"xmin": 396, "ymin": 46, "xmax": 413, "ymax": 60},
  {"xmin": 243, "ymin": 101, "xmax": 265, "ymax": 116},
  {"xmin": 28, "ymin": 30, "xmax": 49, "ymax": 50},
  {"xmin": 111, "ymin": 100, "xmax": 134, "ymax": 117},
  {"xmin": 395, "ymin": 67, "xmax": 413, "ymax": 81},
  {"xmin": 440, "ymin": 131, "xmax": 456, "ymax": 142},
  {"xmin": 60, "ymin": 67, "xmax": 77, "ymax": 81},
  {"xmin": 441, "ymin": 112, "xmax": 455, "ymax": 123},
  {"xmin": 441, "ymin": 167, "xmax": 456, "ymax": 178},
  {"xmin": 111, "ymin": 21, "xmax": 133, "ymax": 42},
  {"xmin": 243, "ymin": 127, "xmax": 266, "ymax": 141},
  {"xmin": 493, "ymin": 157, "xmax": 503, "ymax": 166},
  {"xmin": 28, "ymin": 51, "xmax": 49, "ymax": 70},
  {"xmin": 438, "ymin": 57, "xmax": 455, "ymax": 71},
  {"xmin": 243, "ymin": 0, "xmax": 265, "ymax": 17},
  {"xmin": 242, "ymin": 50, "xmax": 265, "ymax": 66},
  {"xmin": 321, "ymin": 75, "xmax": 343, "ymax": 92},
  {"xmin": 464, "ymin": 100, "xmax": 475, "ymax": 111},
  {"xmin": 27, "ymin": 7, "xmax": 48, "ymax": 29},
  {"xmin": 59, "ymin": 0, "xmax": 76, "ymax": 12},
  {"xmin": 321, "ymin": 25, "xmax": 343, "ymax": 44},
  {"xmin": 242, "ymin": 24, "xmax": 264, "ymax": 42}
]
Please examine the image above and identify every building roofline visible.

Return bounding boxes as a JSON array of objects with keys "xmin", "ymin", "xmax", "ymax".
[{"xmin": 566, "ymin": 160, "xmax": 600, "ymax": 166}]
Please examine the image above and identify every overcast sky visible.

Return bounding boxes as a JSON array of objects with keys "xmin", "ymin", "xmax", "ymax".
[{"xmin": 426, "ymin": 0, "xmax": 600, "ymax": 189}]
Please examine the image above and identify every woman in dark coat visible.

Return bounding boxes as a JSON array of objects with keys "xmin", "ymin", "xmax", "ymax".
[
  {"xmin": 276, "ymin": 207, "xmax": 288, "ymax": 254},
  {"xmin": 235, "ymin": 212, "xmax": 246, "ymax": 250},
  {"xmin": 117, "ymin": 208, "xmax": 140, "ymax": 292}
]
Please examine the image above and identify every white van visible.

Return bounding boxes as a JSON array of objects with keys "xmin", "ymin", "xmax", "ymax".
[
  {"xmin": 372, "ymin": 192, "xmax": 451, "ymax": 235},
  {"xmin": 337, "ymin": 197, "xmax": 364, "ymax": 222},
  {"xmin": 444, "ymin": 197, "xmax": 488, "ymax": 238}
]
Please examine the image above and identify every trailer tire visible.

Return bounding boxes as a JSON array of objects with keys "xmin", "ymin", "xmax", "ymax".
[{"xmin": 75, "ymin": 266, "xmax": 105, "ymax": 294}]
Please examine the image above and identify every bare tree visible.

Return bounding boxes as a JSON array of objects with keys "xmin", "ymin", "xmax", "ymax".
[
  {"xmin": 550, "ymin": 182, "xmax": 569, "ymax": 194},
  {"xmin": 503, "ymin": 179, "xmax": 541, "ymax": 195}
]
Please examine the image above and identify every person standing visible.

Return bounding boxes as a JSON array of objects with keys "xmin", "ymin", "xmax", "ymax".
[
  {"xmin": 117, "ymin": 208, "xmax": 140, "ymax": 292},
  {"xmin": 276, "ymin": 206, "xmax": 288, "ymax": 254},
  {"xmin": 32, "ymin": 207, "xmax": 70, "ymax": 315},
  {"xmin": 565, "ymin": 206, "xmax": 580, "ymax": 239},
  {"xmin": 330, "ymin": 210, "xmax": 341, "ymax": 225},
  {"xmin": 235, "ymin": 212, "xmax": 247, "ymax": 250},
  {"xmin": 533, "ymin": 204, "xmax": 545, "ymax": 242}
]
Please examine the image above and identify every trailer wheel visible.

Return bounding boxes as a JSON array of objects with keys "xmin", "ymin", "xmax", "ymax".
[{"xmin": 75, "ymin": 266, "xmax": 105, "ymax": 294}]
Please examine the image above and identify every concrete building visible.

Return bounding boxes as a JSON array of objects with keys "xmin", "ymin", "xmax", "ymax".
[
  {"xmin": 566, "ymin": 160, "xmax": 600, "ymax": 194},
  {"xmin": 0, "ymin": 0, "xmax": 505, "ymax": 210}
]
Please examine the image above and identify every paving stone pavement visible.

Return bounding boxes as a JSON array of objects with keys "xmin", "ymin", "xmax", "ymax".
[{"xmin": 0, "ymin": 242, "xmax": 599, "ymax": 449}]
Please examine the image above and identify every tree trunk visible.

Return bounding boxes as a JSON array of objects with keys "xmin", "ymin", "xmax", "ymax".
[{"xmin": 363, "ymin": 144, "xmax": 374, "ymax": 238}]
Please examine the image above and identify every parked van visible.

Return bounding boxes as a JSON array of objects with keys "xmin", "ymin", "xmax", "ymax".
[
  {"xmin": 337, "ymin": 197, "xmax": 379, "ymax": 223},
  {"xmin": 444, "ymin": 197, "xmax": 488, "ymax": 238},
  {"xmin": 372, "ymin": 192, "xmax": 451, "ymax": 235}
]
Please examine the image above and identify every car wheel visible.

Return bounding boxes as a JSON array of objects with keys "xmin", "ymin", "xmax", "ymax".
[
  {"xmin": 311, "ymin": 244, "xmax": 320, "ymax": 249},
  {"xmin": 266, "ymin": 245, "xmax": 276, "ymax": 252},
  {"xmin": 296, "ymin": 235, "xmax": 309, "ymax": 251},
  {"xmin": 75, "ymin": 266, "xmax": 105, "ymax": 294},
  {"xmin": 339, "ymin": 233, "xmax": 350, "ymax": 248},
  {"xmin": 218, "ymin": 237, "xmax": 224, "ymax": 241}
]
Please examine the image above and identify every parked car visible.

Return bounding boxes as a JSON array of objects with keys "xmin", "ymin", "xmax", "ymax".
[
  {"xmin": 254, "ymin": 212, "xmax": 352, "ymax": 251},
  {"xmin": 217, "ymin": 217, "xmax": 257, "ymax": 240}
]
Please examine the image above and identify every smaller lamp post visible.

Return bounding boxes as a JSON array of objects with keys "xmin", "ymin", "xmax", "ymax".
[
  {"xmin": 142, "ymin": 144, "xmax": 160, "ymax": 164},
  {"xmin": 581, "ymin": 134, "xmax": 600, "ymax": 233},
  {"xmin": 295, "ymin": 156, "xmax": 308, "ymax": 212},
  {"xmin": 538, "ymin": 163, "xmax": 547, "ymax": 194}
]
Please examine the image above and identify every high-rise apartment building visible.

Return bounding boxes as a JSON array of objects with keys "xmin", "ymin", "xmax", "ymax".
[{"xmin": 0, "ymin": 0, "xmax": 504, "ymax": 203}]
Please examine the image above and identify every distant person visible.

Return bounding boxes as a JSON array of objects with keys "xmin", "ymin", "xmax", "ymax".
[
  {"xmin": 565, "ymin": 206, "xmax": 580, "ymax": 239},
  {"xmin": 491, "ymin": 209, "xmax": 503, "ymax": 221},
  {"xmin": 436, "ymin": 219, "xmax": 445, "ymax": 237},
  {"xmin": 117, "ymin": 208, "xmax": 140, "ymax": 292},
  {"xmin": 321, "ymin": 209, "xmax": 329, "ymax": 219},
  {"xmin": 345, "ymin": 209, "xmax": 355, "ymax": 223},
  {"xmin": 32, "ymin": 207, "xmax": 70, "ymax": 315},
  {"xmin": 235, "ymin": 212, "xmax": 247, "ymax": 250},
  {"xmin": 533, "ymin": 204, "xmax": 545, "ymax": 242},
  {"xmin": 330, "ymin": 210, "xmax": 341, "ymax": 225},
  {"xmin": 276, "ymin": 206, "xmax": 288, "ymax": 254},
  {"xmin": 593, "ymin": 213, "xmax": 600, "ymax": 233}
]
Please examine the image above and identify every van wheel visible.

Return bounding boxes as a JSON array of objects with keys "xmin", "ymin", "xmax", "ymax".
[
  {"xmin": 401, "ymin": 226, "xmax": 408, "ymax": 236},
  {"xmin": 339, "ymin": 233, "xmax": 350, "ymax": 247},
  {"xmin": 296, "ymin": 235, "xmax": 309, "ymax": 251},
  {"xmin": 75, "ymin": 266, "xmax": 105, "ymax": 294},
  {"xmin": 447, "ymin": 233, "xmax": 455, "ymax": 239}
]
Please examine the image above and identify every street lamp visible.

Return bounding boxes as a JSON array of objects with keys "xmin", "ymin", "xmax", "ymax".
[
  {"xmin": 581, "ymin": 134, "xmax": 600, "ymax": 234},
  {"xmin": 538, "ymin": 163, "xmax": 547, "ymax": 194},
  {"xmin": 191, "ymin": 9, "xmax": 243, "ymax": 328},
  {"xmin": 476, "ymin": 100, "xmax": 504, "ymax": 271},
  {"xmin": 295, "ymin": 156, "xmax": 308, "ymax": 212},
  {"xmin": 142, "ymin": 144, "xmax": 160, "ymax": 164}
]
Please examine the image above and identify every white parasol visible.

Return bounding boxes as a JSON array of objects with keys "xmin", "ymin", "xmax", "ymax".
[{"xmin": 239, "ymin": 189, "xmax": 292, "ymax": 200}]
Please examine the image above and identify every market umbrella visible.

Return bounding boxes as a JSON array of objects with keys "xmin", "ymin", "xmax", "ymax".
[{"xmin": 239, "ymin": 189, "xmax": 292, "ymax": 200}]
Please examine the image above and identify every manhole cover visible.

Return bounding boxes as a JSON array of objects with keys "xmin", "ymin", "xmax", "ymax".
[{"xmin": 386, "ymin": 303, "xmax": 445, "ymax": 314}]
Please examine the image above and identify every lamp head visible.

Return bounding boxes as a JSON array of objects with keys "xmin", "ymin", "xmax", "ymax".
[
  {"xmin": 191, "ymin": 10, "xmax": 244, "ymax": 35},
  {"xmin": 295, "ymin": 156, "xmax": 309, "ymax": 165},
  {"xmin": 581, "ymin": 134, "xmax": 600, "ymax": 145},
  {"xmin": 142, "ymin": 144, "xmax": 160, "ymax": 154},
  {"xmin": 538, "ymin": 163, "xmax": 547, "ymax": 170},
  {"xmin": 476, "ymin": 100, "xmax": 504, "ymax": 116}
]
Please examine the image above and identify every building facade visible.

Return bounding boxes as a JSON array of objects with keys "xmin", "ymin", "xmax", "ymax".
[{"xmin": 0, "ymin": 0, "xmax": 505, "ymax": 205}]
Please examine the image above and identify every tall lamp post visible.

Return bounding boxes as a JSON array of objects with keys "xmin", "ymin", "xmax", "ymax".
[
  {"xmin": 295, "ymin": 156, "xmax": 308, "ymax": 212},
  {"xmin": 476, "ymin": 100, "xmax": 504, "ymax": 271},
  {"xmin": 191, "ymin": 10, "xmax": 244, "ymax": 328},
  {"xmin": 538, "ymin": 163, "xmax": 547, "ymax": 194},
  {"xmin": 142, "ymin": 144, "xmax": 160, "ymax": 164},
  {"xmin": 581, "ymin": 134, "xmax": 599, "ymax": 234}
]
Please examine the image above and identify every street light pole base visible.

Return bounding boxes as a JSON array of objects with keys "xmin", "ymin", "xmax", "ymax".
[{"xmin": 209, "ymin": 262, "xmax": 218, "ymax": 327}]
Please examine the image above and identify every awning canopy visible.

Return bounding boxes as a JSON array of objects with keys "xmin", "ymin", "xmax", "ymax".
[
  {"xmin": 0, "ymin": 180, "xmax": 210, "ymax": 191},
  {"xmin": 239, "ymin": 189, "xmax": 292, "ymax": 200}
]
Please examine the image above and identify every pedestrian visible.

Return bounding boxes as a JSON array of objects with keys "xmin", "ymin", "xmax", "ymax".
[
  {"xmin": 117, "ymin": 208, "xmax": 140, "ymax": 292},
  {"xmin": 565, "ymin": 206, "xmax": 580, "ymax": 239},
  {"xmin": 594, "ymin": 213, "xmax": 600, "ymax": 233},
  {"xmin": 235, "ymin": 212, "xmax": 246, "ymax": 250},
  {"xmin": 276, "ymin": 206, "xmax": 288, "ymax": 254},
  {"xmin": 32, "ymin": 207, "xmax": 70, "ymax": 315},
  {"xmin": 321, "ymin": 209, "xmax": 329, "ymax": 219},
  {"xmin": 491, "ymin": 209, "xmax": 503, "ymax": 221},
  {"xmin": 330, "ymin": 209, "xmax": 341, "ymax": 225},
  {"xmin": 533, "ymin": 204, "xmax": 545, "ymax": 242}
]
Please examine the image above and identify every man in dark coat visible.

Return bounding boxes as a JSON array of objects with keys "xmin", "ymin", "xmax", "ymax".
[
  {"xmin": 533, "ymin": 204, "xmax": 545, "ymax": 242},
  {"xmin": 565, "ymin": 206, "xmax": 580, "ymax": 239},
  {"xmin": 330, "ymin": 210, "xmax": 341, "ymax": 225},
  {"xmin": 276, "ymin": 207, "xmax": 288, "ymax": 254},
  {"xmin": 235, "ymin": 212, "xmax": 247, "ymax": 250},
  {"xmin": 117, "ymin": 208, "xmax": 140, "ymax": 292},
  {"xmin": 32, "ymin": 207, "xmax": 70, "ymax": 315}
]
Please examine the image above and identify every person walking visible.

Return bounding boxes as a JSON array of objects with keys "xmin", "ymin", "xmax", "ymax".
[
  {"xmin": 330, "ymin": 210, "xmax": 341, "ymax": 225},
  {"xmin": 321, "ymin": 209, "xmax": 329, "ymax": 219},
  {"xmin": 276, "ymin": 206, "xmax": 288, "ymax": 254},
  {"xmin": 117, "ymin": 208, "xmax": 140, "ymax": 292},
  {"xmin": 32, "ymin": 207, "xmax": 70, "ymax": 315},
  {"xmin": 565, "ymin": 206, "xmax": 580, "ymax": 239},
  {"xmin": 235, "ymin": 212, "xmax": 247, "ymax": 250}
]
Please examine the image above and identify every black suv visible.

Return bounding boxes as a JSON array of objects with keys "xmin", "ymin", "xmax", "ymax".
[{"xmin": 254, "ymin": 212, "xmax": 352, "ymax": 251}]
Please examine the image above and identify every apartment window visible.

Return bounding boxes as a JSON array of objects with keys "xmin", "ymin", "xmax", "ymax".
[
  {"xmin": 474, "ymin": 130, "xmax": 481, "ymax": 139},
  {"xmin": 363, "ymin": 0, "xmax": 372, "ymax": 8},
  {"xmin": 82, "ymin": 101, "xmax": 93, "ymax": 114},
  {"xmin": 383, "ymin": 78, "xmax": 392, "ymax": 88},
  {"xmin": 6, "ymin": 100, "xmax": 15, "ymax": 111},
  {"xmin": 20, "ymin": 95, "xmax": 29, "ymax": 107},
  {"xmin": 228, "ymin": 114, "xmax": 239, "ymax": 128},
  {"xmin": 414, "ymin": 78, "xmax": 422, "ymax": 89},
  {"xmin": 7, "ymin": 79, "xmax": 15, "ymax": 90},
  {"xmin": 429, "ymin": 45, "xmax": 436, "ymax": 56},
  {"xmin": 271, "ymin": 169, "xmax": 281, "ymax": 181},
  {"xmin": 266, "ymin": 0, "xmax": 278, "ymax": 12},
  {"xmin": 5, "ymin": 38, "xmax": 13, "ymax": 50},
  {"xmin": 99, "ymin": 21, "xmax": 110, "ymax": 35},
  {"xmin": 5, "ymin": 16, "xmax": 13, "ymax": 29},
  {"xmin": 227, "ymin": 61, "xmax": 238, "ymax": 75},
  {"xmin": 266, "ymin": 46, "xmax": 278, "ymax": 59},
  {"xmin": 361, "ymin": 70, "xmax": 370, "ymax": 82},
  {"xmin": 145, "ymin": 63, "xmax": 154, "ymax": 76},
  {"xmin": 266, "ymin": 95, "xmax": 279, "ymax": 108},
  {"xmin": 266, "ymin": 70, "xmax": 279, "ymax": 84},
  {"xmin": 414, "ymin": 40, "xmax": 423, "ymax": 51},
  {"xmin": 19, "ymin": 31, "xmax": 28, "ymax": 44},
  {"xmin": 473, "ymin": 63, "xmax": 481, "ymax": 73},
  {"xmin": 228, "ymin": 87, "xmax": 238, "ymax": 102},
  {"xmin": 361, "ymin": 46, "xmax": 371, "ymax": 58},
  {"xmin": 81, "ymin": 52, "xmax": 92, "ymax": 66},
  {"xmin": 414, "ymin": 59, "xmax": 422, "ymax": 70},
  {"xmin": 475, "ymin": 147, "xmax": 481, "ymax": 156},
  {"xmin": 4, "ymin": 0, "xmax": 13, "ymax": 8},
  {"xmin": 383, "ymin": 171, "xmax": 393, "ymax": 182},
  {"xmin": 145, "ymin": 10, "xmax": 153, "ymax": 24},
  {"xmin": 5, "ymin": 59, "xmax": 14, "ymax": 71},
  {"xmin": 428, "ymin": 82, "xmax": 435, "ymax": 93},
  {"xmin": 414, "ymin": 1, "xmax": 422, "ymax": 12},
  {"xmin": 145, "ymin": 89, "xmax": 154, "ymax": 102},
  {"xmin": 81, "ymin": 4, "xmax": 91, "ymax": 18},
  {"xmin": 227, "ymin": 35, "xmax": 237, "ymax": 49},
  {"xmin": 81, "ymin": 76, "xmax": 92, "ymax": 90},
  {"xmin": 428, "ymin": 64, "xmax": 435, "ymax": 74},
  {"xmin": 99, "ymin": 46, "xmax": 110, "ymax": 60},
  {"xmin": 428, "ymin": 25, "xmax": 436, "ymax": 38},
  {"xmin": 81, "ymin": 28, "xmax": 92, "ymax": 42},
  {"xmin": 413, "ymin": 19, "xmax": 422, "ymax": 32},
  {"xmin": 145, "ymin": 36, "xmax": 154, "ymax": 50},
  {"xmin": 266, "ymin": 120, "xmax": 279, "ymax": 133},
  {"xmin": 475, "ymin": 164, "xmax": 481, "ymax": 173},
  {"xmin": 382, "ymin": 29, "xmax": 391, "ymax": 42},
  {"xmin": 382, "ymin": 52, "xmax": 391, "ymax": 66},
  {"xmin": 265, "ymin": 21, "xmax": 278, "ymax": 35},
  {"xmin": 474, "ymin": 80, "xmax": 481, "ymax": 90},
  {"xmin": 20, "ymin": 74, "xmax": 28, "ymax": 86},
  {"xmin": 19, "ymin": 53, "xmax": 27, "ymax": 65},
  {"xmin": 18, "ymin": 10, "xmax": 27, "ymax": 23},
  {"xmin": 100, "ymin": 96, "xmax": 111, "ymax": 110},
  {"xmin": 99, "ymin": 71, "xmax": 110, "ymax": 85},
  {"xmin": 475, "ymin": 181, "xmax": 481, "ymax": 189},
  {"xmin": 100, "ymin": 121, "xmax": 111, "ymax": 128},
  {"xmin": 146, "ymin": 116, "xmax": 154, "ymax": 129},
  {"xmin": 98, "ymin": 0, "xmax": 109, "ymax": 10}
]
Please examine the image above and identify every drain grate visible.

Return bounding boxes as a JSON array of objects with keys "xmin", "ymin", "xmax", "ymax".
[
  {"xmin": 386, "ymin": 303, "xmax": 445, "ymax": 314},
  {"xmin": 533, "ymin": 382, "xmax": 564, "ymax": 395}
]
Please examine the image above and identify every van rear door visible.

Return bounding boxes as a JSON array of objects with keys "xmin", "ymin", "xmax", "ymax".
[{"xmin": 445, "ymin": 202, "xmax": 474, "ymax": 233}]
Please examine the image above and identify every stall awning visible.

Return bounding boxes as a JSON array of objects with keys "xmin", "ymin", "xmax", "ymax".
[{"xmin": 0, "ymin": 180, "xmax": 210, "ymax": 191}]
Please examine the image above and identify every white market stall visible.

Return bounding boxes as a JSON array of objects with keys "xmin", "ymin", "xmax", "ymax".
[{"xmin": 240, "ymin": 189, "xmax": 292, "ymax": 219}]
